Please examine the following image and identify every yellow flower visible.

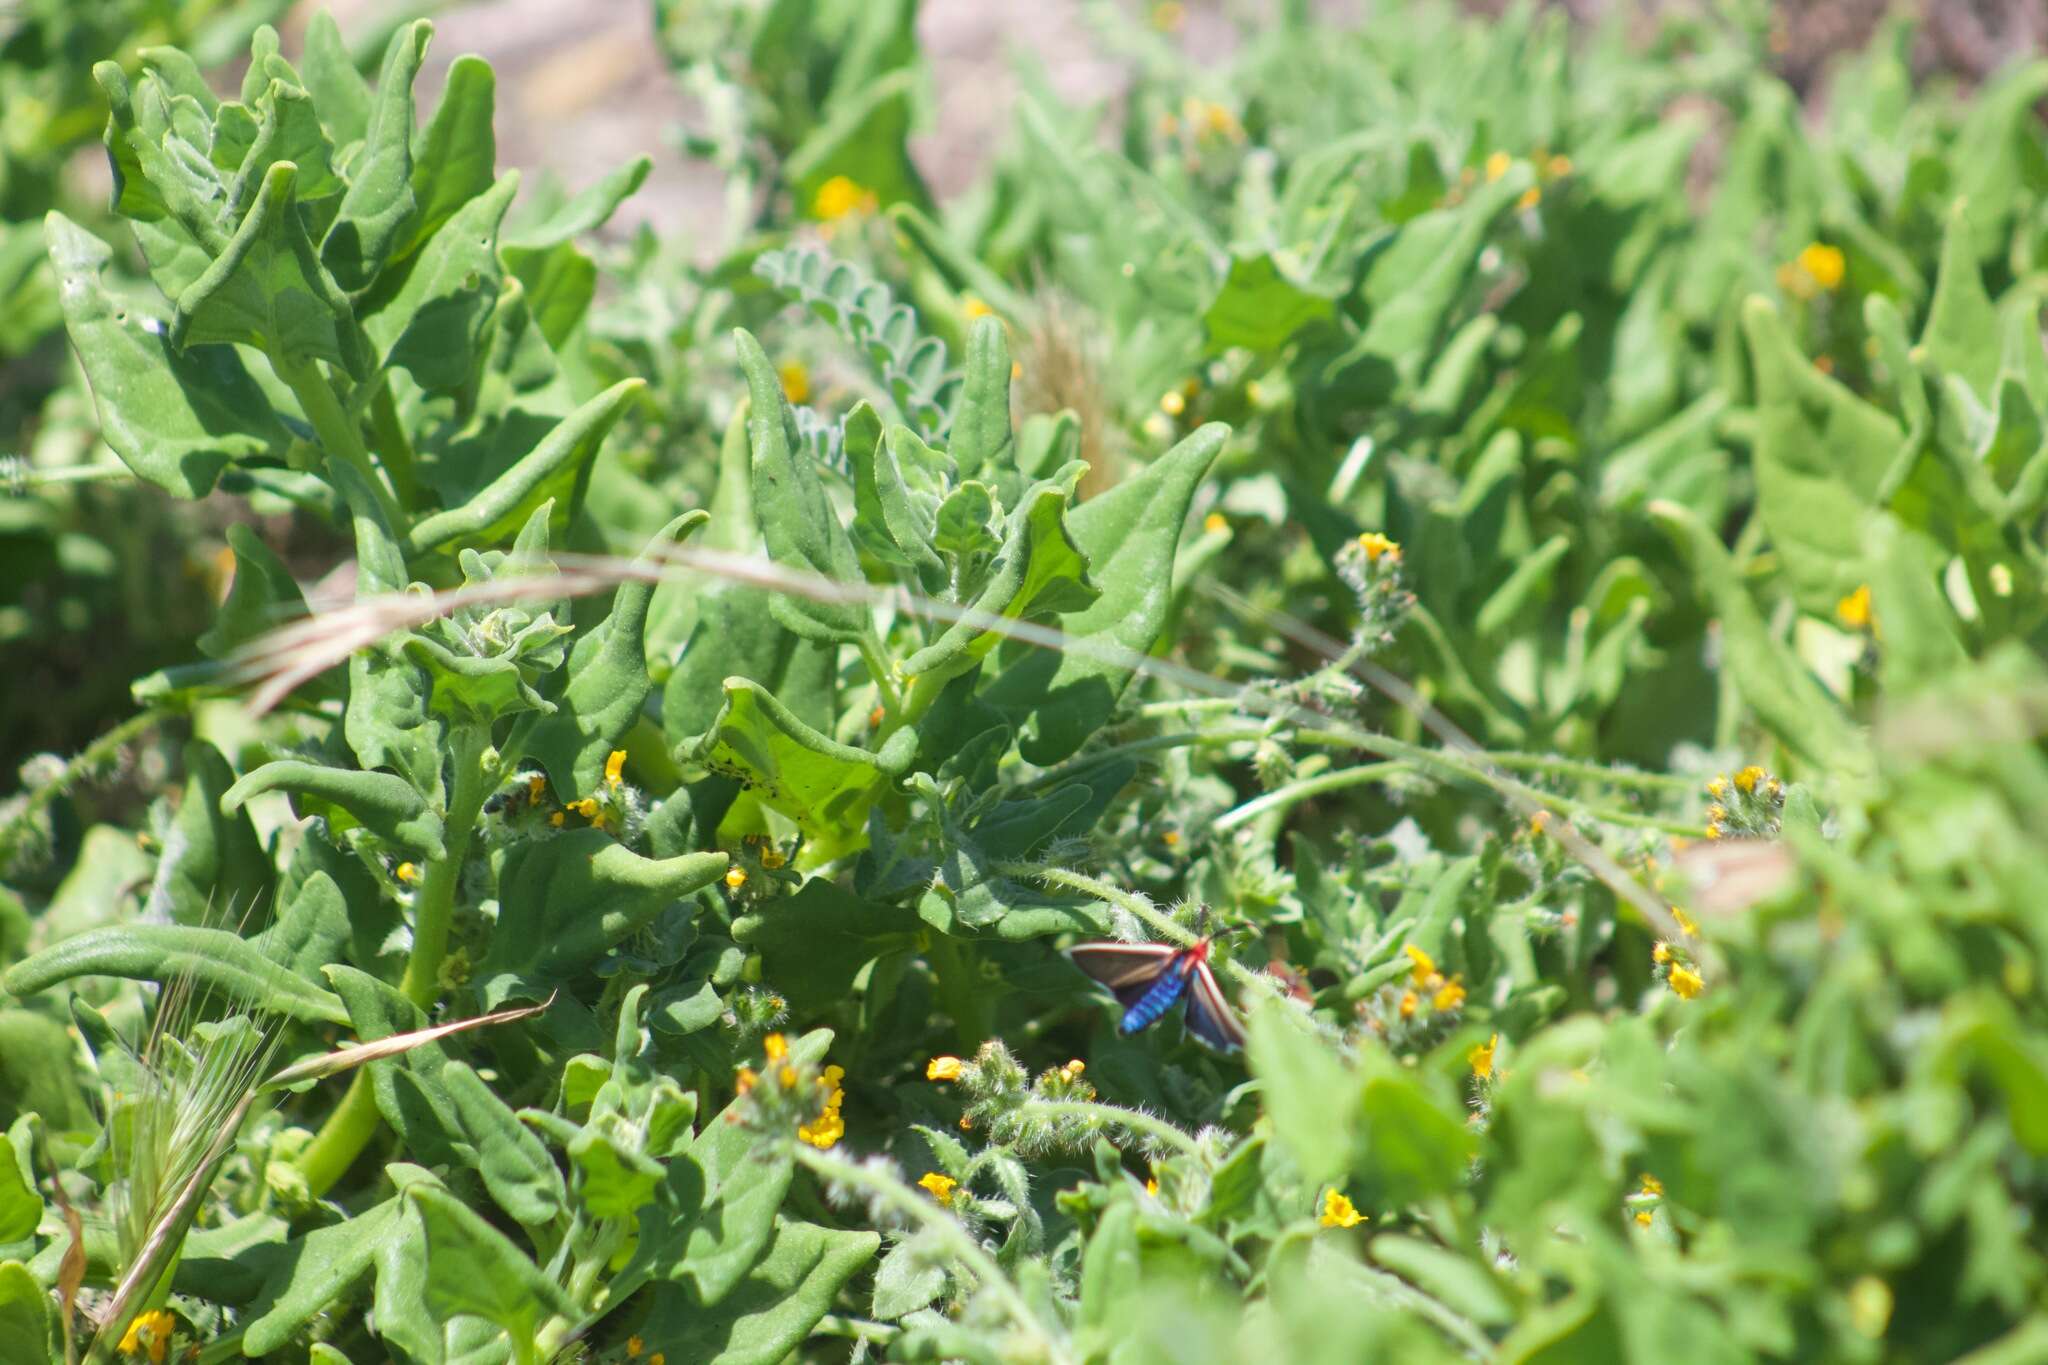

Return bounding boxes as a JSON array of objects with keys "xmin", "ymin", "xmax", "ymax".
[
  {"xmin": 1672, "ymin": 905, "xmax": 1699, "ymax": 938},
  {"xmin": 1798, "ymin": 242, "xmax": 1845, "ymax": 291},
  {"xmin": 395, "ymin": 861, "xmax": 419, "ymax": 885},
  {"xmin": 568, "ymin": 797, "xmax": 601, "ymax": 820},
  {"xmin": 919, "ymin": 1171, "xmax": 958, "ymax": 1204},
  {"xmin": 1403, "ymin": 943, "xmax": 1437, "ymax": 985},
  {"xmin": 1398, "ymin": 989, "xmax": 1419, "ymax": 1020},
  {"xmin": 1159, "ymin": 389, "xmax": 1188, "ymax": 417},
  {"xmin": 812, "ymin": 175, "xmax": 876, "ymax": 221},
  {"xmin": 1469, "ymin": 1033, "xmax": 1498, "ymax": 1080},
  {"xmin": 549, "ymin": 810, "xmax": 566, "ymax": 827},
  {"xmin": 799, "ymin": 1063, "xmax": 847, "ymax": 1148},
  {"xmin": 1733, "ymin": 765, "xmax": 1765, "ymax": 794},
  {"xmin": 527, "ymin": 773, "xmax": 547, "ymax": 802},
  {"xmin": 627, "ymin": 1336, "xmax": 644, "ymax": 1358},
  {"xmin": 1668, "ymin": 964, "xmax": 1704, "ymax": 999},
  {"xmin": 1358, "ymin": 531, "xmax": 1400, "ymax": 562},
  {"xmin": 1319, "ymin": 1189, "xmax": 1366, "ymax": 1228},
  {"xmin": 1162, "ymin": 830, "xmax": 1181, "ymax": 848},
  {"xmin": 1546, "ymin": 154, "xmax": 1573, "ymax": 178},
  {"xmin": 725, "ymin": 866, "xmax": 748, "ymax": 890},
  {"xmin": 777, "ymin": 359, "xmax": 811, "ymax": 404},
  {"xmin": 1516, "ymin": 185, "xmax": 1541, "ymax": 212},
  {"xmin": 1640, "ymin": 1174, "xmax": 1663, "ymax": 1196},
  {"xmin": 1485, "ymin": 150, "xmax": 1512, "ymax": 182},
  {"xmin": 1204, "ymin": 512, "xmax": 1229, "ymax": 534},
  {"xmin": 763, "ymin": 1033, "xmax": 788, "ymax": 1063},
  {"xmin": 1432, "ymin": 978, "xmax": 1466, "ymax": 1011},
  {"xmin": 1706, "ymin": 776, "xmax": 1727, "ymax": 799},
  {"xmin": 962, "ymin": 295, "xmax": 994, "ymax": 321},
  {"xmin": 1653, "ymin": 941, "xmax": 1673, "ymax": 965},
  {"xmin": 651, "ymin": 1355, "xmax": 666, "ymax": 1365},
  {"xmin": 927, "ymin": 1055, "xmax": 963, "ymax": 1082},
  {"xmin": 1836, "ymin": 584, "xmax": 1873, "ymax": 630},
  {"xmin": 1705, "ymin": 804, "xmax": 1727, "ymax": 823},
  {"xmin": 735, "ymin": 1065, "xmax": 757, "ymax": 1094},
  {"xmin": 605, "ymin": 749, "xmax": 628, "ymax": 788},
  {"xmin": 1194, "ymin": 101, "xmax": 1238, "ymax": 140},
  {"xmin": 1530, "ymin": 809, "xmax": 1551, "ymax": 836},
  {"xmin": 1145, "ymin": 1176, "xmax": 1160, "ymax": 1195},
  {"xmin": 121, "ymin": 1310, "xmax": 177, "ymax": 1362},
  {"xmin": 1634, "ymin": 1210, "xmax": 1653, "ymax": 1226},
  {"xmin": 1704, "ymin": 825, "xmax": 1724, "ymax": 841}
]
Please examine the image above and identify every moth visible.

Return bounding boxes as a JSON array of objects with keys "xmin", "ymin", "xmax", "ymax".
[{"xmin": 1070, "ymin": 935, "xmax": 1246, "ymax": 1051}]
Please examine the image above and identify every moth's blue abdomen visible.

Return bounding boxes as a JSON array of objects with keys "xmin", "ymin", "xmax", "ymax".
[{"xmin": 1120, "ymin": 964, "xmax": 1191, "ymax": 1033}]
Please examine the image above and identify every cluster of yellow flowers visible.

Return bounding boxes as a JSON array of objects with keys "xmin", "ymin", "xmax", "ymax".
[
  {"xmin": 624, "ymin": 1334, "xmax": 663, "ymax": 1364},
  {"xmin": 554, "ymin": 749, "xmax": 631, "ymax": 833},
  {"xmin": 120, "ymin": 1310, "xmax": 177, "ymax": 1363},
  {"xmin": 1654, "ymin": 902, "xmax": 1705, "ymax": 1000},
  {"xmin": 1632, "ymin": 1172, "xmax": 1664, "ymax": 1226},
  {"xmin": 736, "ymin": 1033, "xmax": 845, "ymax": 1149},
  {"xmin": 1399, "ymin": 943, "xmax": 1468, "ymax": 1018}
]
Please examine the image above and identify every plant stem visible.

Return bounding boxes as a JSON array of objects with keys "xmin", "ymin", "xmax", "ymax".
[
  {"xmin": 792, "ymin": 1143, "xmax": 1076, "ymax": 1365},
  {"xmin": 296, "ymin": 730, "xmax": 490, "ymax": 1196},
  {"xmin": 858, "ymin": 633, "xmax": 903, "ymax": 716},
  {"xmin": 1017, "ymin": 1098, "xmax": 1203, "ymax": 1158},
  {"xmin": 368, "ymin": 375, "xmax": 424, "ymax": 508},
  {"xmin": 0, "ymin": 711, "xmax": 161, "ymax": 868},
  {"xmin": 269, "ymin": 349, "xmax": 406, "ymax": 531},
  {"xmin": 1212, "ymin": 761, "xmax": 1405, "ymax": 833},
  {"xmin": 3, "ymin": 459, "xmax": 136, "ymax": 490},
  {"xmin": 399, "ymin": 727, "xmax": 489, "ymax": 1006}
]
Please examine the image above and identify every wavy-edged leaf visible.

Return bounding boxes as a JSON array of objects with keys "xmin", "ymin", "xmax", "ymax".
[{"xmin": 2, "ymin": 925, "xmax": 348, "ymax": 1026}]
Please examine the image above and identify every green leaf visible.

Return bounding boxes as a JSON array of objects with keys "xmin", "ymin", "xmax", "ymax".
[
  {"xmin": 512, "ymin": 511, "xmax": 709, "ymax": 795},
  {"xmin": 643, "ymin": 1218, "xmax": 879, "ymax": 1364},
  {"xmin": 142, "ymin": 739, "xmax": 269, "ymax": 927},
  {"xmin": 1204, "ymin": 251, "xmax": 1336, "ymax": 352},
  {"xmin": 198, "ymin": 524, "xmax": 309, "ymax": 660},
  {"xmin": 565, "ymin": 1114, "xmax": 665, "ymax": 1219},
  {"xmin": 902, "ymin": 474, "xmax": 1097, "ymax": 685},
  {"xmin": 1357, "ymin": 1059, "xmax": 1476, "ymax": 1202},
  {"xmin": 687, "ymin": 679, "xmax": 903, "ymax": 861},
  {"xmin": 300, "ymin": 13, "xmax": 372, "ymax": 148},
  {"xmin": 405, "ymin": 55, "xmax": 498, "ymax": 257},
  {"xmin": 1649, "ymin": 500, "xmax": 1870, "ymax": 776},
  {"xmin": 233, "ymin": 80, "xmax": 344, "ymax": 213},
  {"xmin": 736, "ymin": 328, "xmax": 868, "ymax": 642},
  {"xmin": 256, "ymin": 869, "xmax": 351, "ymax": 980},
  {"xmin": 409, "ymin": 1184, "xmax": 575, "ymax": 1342},
  {"xmin": 173, "ymin": 161, "xmax": 362, "ymax": 373},
  {"xmin": 0, "ymin": 1126, "xmax": 38, "ymax": 1242},
  {"xmin": 1920, "ymin": 203, "xmax": 2001, "ymax": 401},
  {"xmin": 1865, "ymin": 514, "xmax": 1968, "ymax": 696},
  {"xmin": 442, "ymin": 1061, "xmax": 567, "ymax": 1227},
  {"xmin": 2, "ymin": 924, "xmax": 349, "ymax": 1026},
  {"xmin": 364, "ymin": 171, "xmax": 516, "ymax": 393},
  {"xmin": 0, "ymin": 1261, "xmax": 50, "ymax": 1365},
  {"xmin": 1743, "ymin": 294, "xmax": 1902, "ymax": 614},
  {"xmin": 44, "ymin": 212, "xmax": 289, "ymax": 498},
  {"xmin": 323, "ymin": 21, "xmax": 429, "ymax": 292},
  {"xmin": 982, "ymin": 423, "xmax": 1228, "ymax": 763},
  {"xmin": 1369, "ymin": 1236, "xmax": 1513, "ymax": 1328},
  {"xmin": 1246, "ymin": 998, "xmax": 1359, "ymax": 1187},
  {"xmin": 242, "ymin": 1195, "xmax": 407, "ymax": 1355},
  {"xmin": 733, "ymin": 880, "xmax": 919, "ymax": 1010},
  {"xmin": 404, "ymin": 379, "xmax": 644, "ymax": 555},
  {"xmin": 481, "ymin": 831, "xmax": 727, "ymax": 984},
  {"xmin": 949, "ymin": 315, "xmax": 1014, "ymax": 480},
  {"xmin": 872, "ymin": 1234, "xmax": 947, "ymax": 1320},
  {"xmin": 222, "ymin": 759, "xmax": 447, "ymax": 859},
  {"xmin": 503, "ymin": 156, "xmax": 652, "ymax": 251},
  {"xmin": 324, "ymin": 967, "xmax": 471, "ymax": 1168}
]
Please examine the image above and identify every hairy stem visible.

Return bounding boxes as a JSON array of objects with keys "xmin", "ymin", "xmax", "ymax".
[
  {"xmin": 1015, "ymin": 1098, "xmax": 1204, "ymax": 1158},
  {"xmin": 793, "ymin": 1143, "xmax": 1076, "ymax": 1365},
  {"xmin": 0, "ymin": 711, "xmax": 159, "ymax": 868}
]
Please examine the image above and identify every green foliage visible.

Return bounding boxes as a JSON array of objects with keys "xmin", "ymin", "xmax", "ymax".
[{"xmin": 2, "ymin": 3, "xmax": 2047, "ymax": 1362}]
